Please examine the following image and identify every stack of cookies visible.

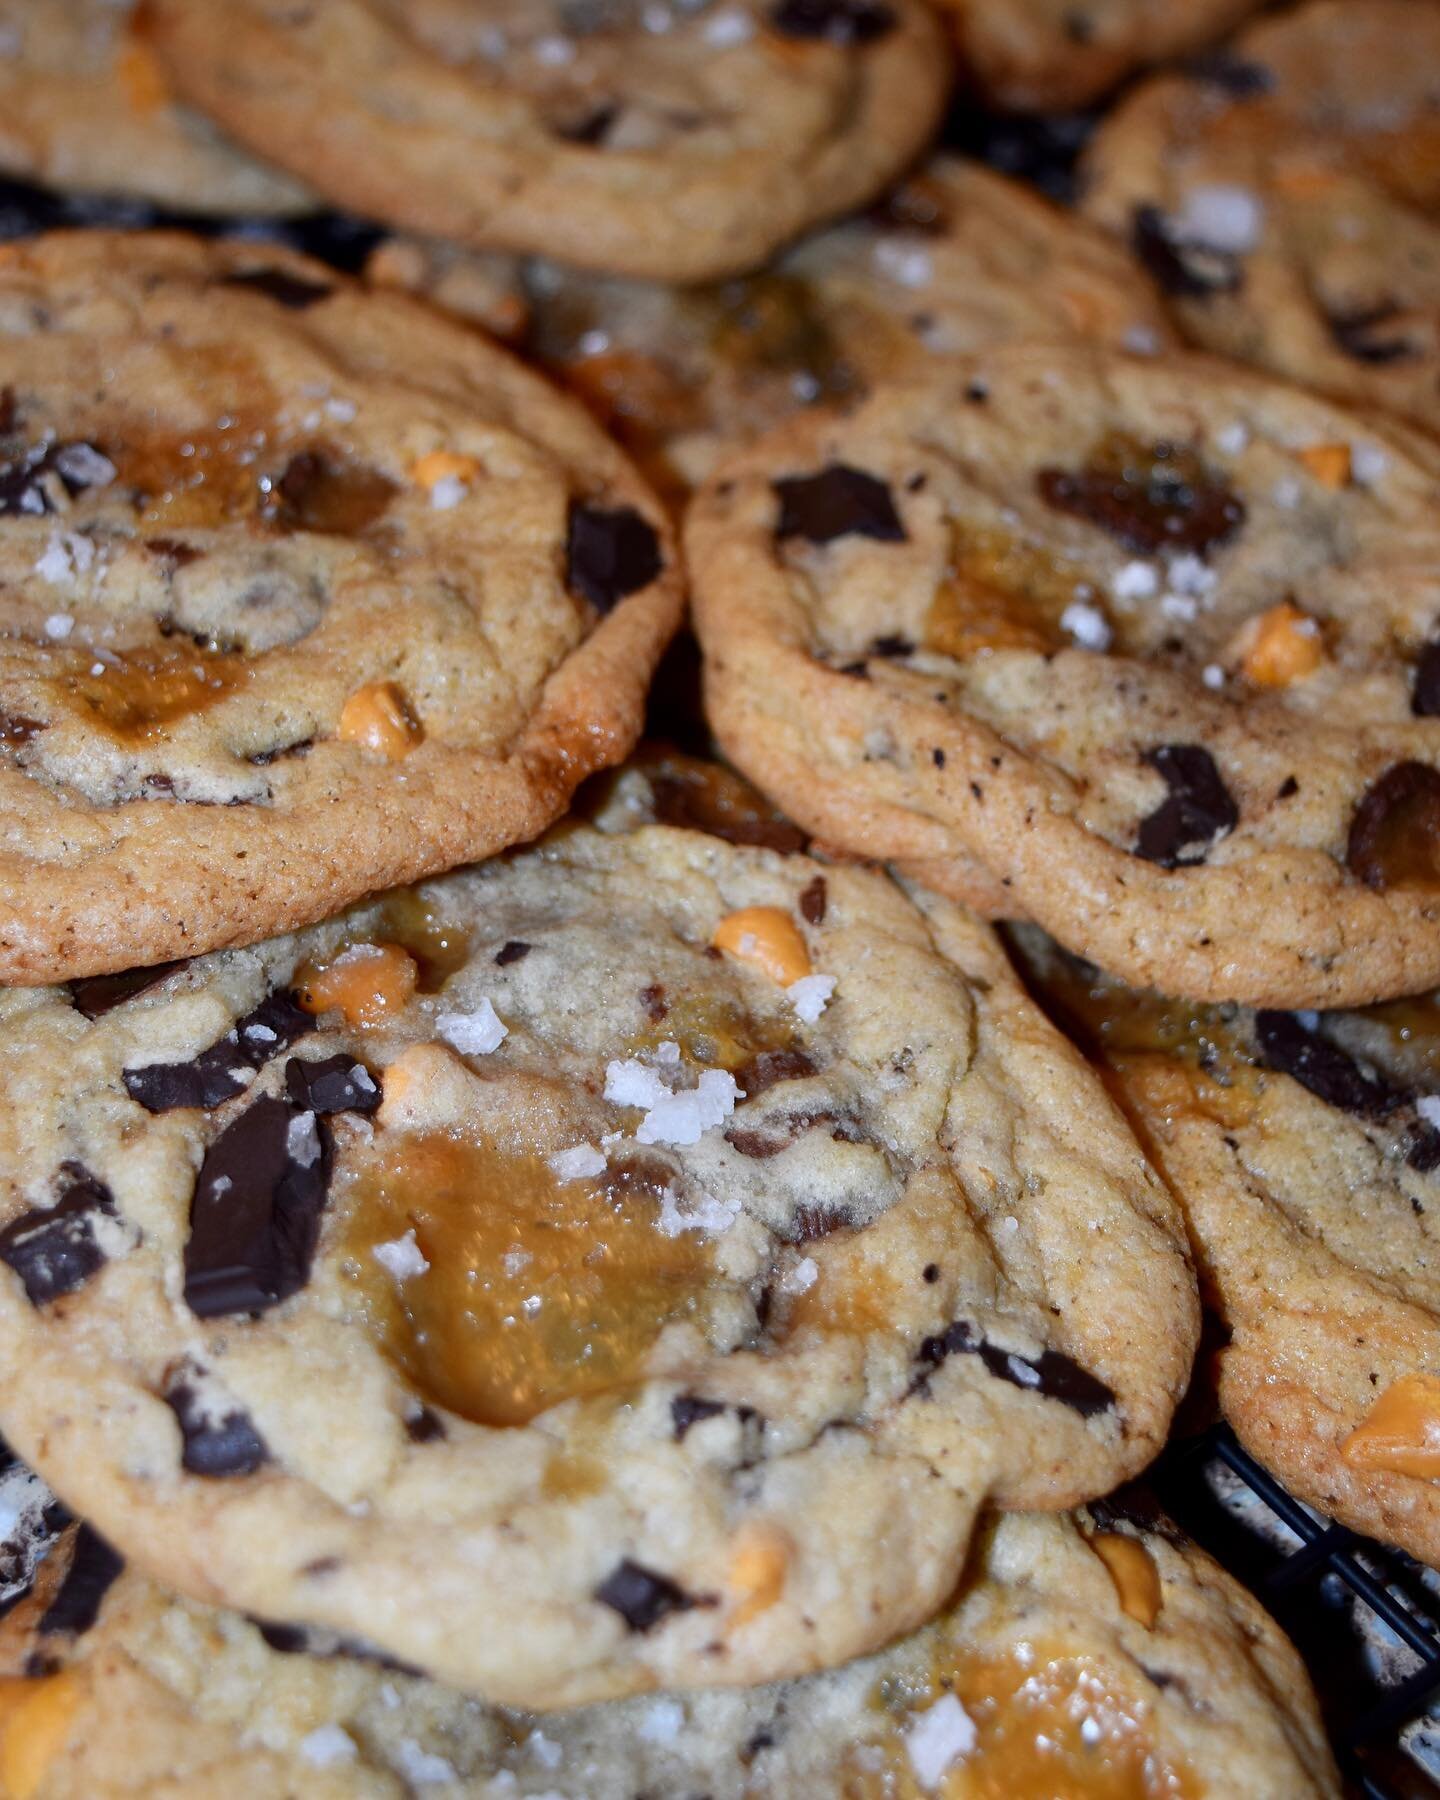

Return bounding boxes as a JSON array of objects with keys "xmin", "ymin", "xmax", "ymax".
[{"xmin": 0, "ymin": 0, "xmax": 1437, "ymax": 1792}]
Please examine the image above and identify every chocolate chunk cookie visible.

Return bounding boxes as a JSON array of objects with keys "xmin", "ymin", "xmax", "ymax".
[
  {"xmin": 688, "ymin": 341, "xmax": 1440, "ymax": 1007},
  {"xmin": 0, "ymin": 821, "xmax": 1195, "ymax": 1705},
  {"xmin": 0, "ymin": 1467, "xmax": 1337, "ymax": 1797},
  {"xmin": 0, "ymin": 231, "xmax": 679, "ymax": 983},
  {"xmin": 141, "ymin": 0, "xmax": 949, "ymax": 283},
  {"xmin": 1082, "ymin": 0, "xmax": 1440, "ymax": 438},
  {"xmin": 369, "ymin": 156, "xmax": 1175, "ymax": 500},
  {"xmin": 931, "ymin": 0, "xmax": 1267, "ymax": 112},
  {"xmin": 1012, "ymin": 924, "xmax": 1440, "ymax": 1570},
  {"xmin": 0, "ymin": 2, "xmax": 313, "ymax": 215}
]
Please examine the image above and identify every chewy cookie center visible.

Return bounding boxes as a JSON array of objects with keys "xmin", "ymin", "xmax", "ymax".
[{"xmin": 341, "ymin": 1132, "xmax": 711, "ymax": 1428}]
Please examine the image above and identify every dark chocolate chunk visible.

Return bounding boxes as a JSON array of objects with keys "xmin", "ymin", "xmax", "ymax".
[
  {"xmin": 494, "ymin": 939, "xmax": 532, "ymax": 966},
  {"xmin": 284, "ymin": 1054, "xmax": 381, "ymax": 1116},
  {"xmin": 566, "ymin": 501, "xmax": 663, "ymax": 612},
  {"xmin": 1327, "ymin": 301, "xmax": 1419, "ymax": 366},
  {"xmin": 1038, "ymin": 440, "xmax": 1245, "ymax": 556},
  {"xmin": 1087, "ymin": 1483, "xmax": 1188, "ymax": 1546},
  {"xmin": 404, "ymin": 1406, "xmax": 446, "ymax": 1444},
  {"xmin": 1253, "ymin": 1011, "xmax": 1398, "ymax": 1117},
  {"xmin": 595, "ymin": 1558, "xmax": 700, "ymax": 1631},
  {"xmin": 799, "ymin": 875, "xmax": 828, "ymax": 924},
  {"xmin": 555, "ymin": 101, "xmax": 619, "ymax": 145},
  {"xmin": 869, "ymin": 634, "xmax": 914, "ymax": 658},
  {"xmin": 124, "ymin": 991, "xmax": 311, "ymax": 1113},
  {"xmin": 221, "ymin": 268, "xmax": 334, "ymax": 309},
  {"xmin": 1185, "ymin": 50, "xmax": 1274, "ymax": 96},
  {"xmin": 0, "ymin": 1443, "xmax": 70, "ymax": 1621},
  {"xmin": 1135, "ymin": 744, "xmax": 1238, "ymax": 868},
  {"xmin": 68, "ymin": 958, "xmax": 187, "ymax": 1020},
  {"xmin": 1414, "ymin": 640, "xmax": 1440, "ymax": 718},
  {"xmin": 731, "ymin": 1048, "xmax": 817, "ymax": 1097},
  {"xmin": 0, "ymin": 1168, "xmax": 118, "ymax": 1307},
  {"xmin": 671, "ymin": 1395, "xmax": 727, "ymax": 1439},
  {"xmin": 648, "ymin": 771, "xmax": 807, "ymax": 853},
  {"xmin": 773, "ymin": 464, "xmax": 905, "ymax": 546},
  {"xmin": 1409, "ymin": 1126, "xmax": 1440, "ymax": 1174},
  {"xmin": 1347, "ymin": 761, "xmax": 1440, "ymax": 890},
  {"xmin": 166, "ymin": 1377, "xmax": 269, "ymax": 1477},
  {"xmin": 916, "ymin": 1319, "xmax": 1115, "ymax": 1416},
  {"xmin": 0, "ymin": 449, "xmax": 52, "ymax": 518},
  {"xmin": 183, "ymin": 1096, "xmax": 334, "ymax": 1318},
  {"xmin": 38, "ymin": 1524, "xmax": 122, "ymax": 1637},
  {"xmin": 268, "ymin": 450, "xmax": 397, "ymax": 535},
  {"xmin": 770, "ymin": 0, "xmax": 896, "ymax": 42},
  {"xmin": 639, "ymin": 983, "xmax": 668, "ymax": 1022},
  {"xmin": 1131, "ymin": 204, "xmax": 1244, "ymax": 300},
  {"xmin": 254, "ymin": 1617, "xmax": 423, "ymax": 1674}
]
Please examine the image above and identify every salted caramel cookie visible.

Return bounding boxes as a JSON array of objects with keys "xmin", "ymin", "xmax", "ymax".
[
  {"xmin": 141, "ymin": 0, "xmax": 948, "ymax": 284},
  {"xmin": 0, "ymin": 2, "xmax": 312, "ymax": 215},
  {"xmin": 368, "ymin": 157, "xmax": 1175, "ymax": 499},
  {"xmin": 1011, "ymin": 923, "xmax": 1440, "ymax": 1571},
  {"xmin": 688, "ymin": 341, "xmax": 1440, "ymax": 1007},
  {"xmin": 0, "ymin": 231, "xmax": 679, "ymax": 984},
  {"xmin": 1082, "ymin": 0, "xmax": 1440, "ymax": 438},
  {"xmin": 0, "ymin": 1469, "xmax": 1338, "ymax": 1799},
  {"xmin": 0, "ymin": 820, "xmax": 1195, "ymax": 1705},
  {"xmin": 931, "ymin": 0, "xmax": 1265, "ymax": 112}
]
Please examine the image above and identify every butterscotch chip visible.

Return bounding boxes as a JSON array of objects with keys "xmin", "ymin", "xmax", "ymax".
[
  {"xmin": 0, "ymin": 819, "xmax": 1195, "ymax": 1705},
  {"xmin": 0, "ymin": 232, "xmax": 679, "ymax": 983},
  {"xmin": 687, "ymin": 341, "xmax": 1440, "ymax": 1008},
  {"xmin": 140, "ymin": 0, "xmax": 949, "ymax": 284}
]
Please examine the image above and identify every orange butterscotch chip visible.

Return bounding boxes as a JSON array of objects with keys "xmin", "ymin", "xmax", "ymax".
[
  {"xmin": 0, "ymin": 1671, "xmax": 81, "ymax": 1800},
  {"xmin": 1297, "ymin": 442, "xmax": 1352, "ymax": 489},
  {"xmin": 1090, "ymin": 1532, "xmax": 1162, "ymax": 1628},
  {"xmin": 1235, "ymin": 601, "xmax": 1326, "ymax": 688},
  {"xmin": 117, "ymin": 43, "xmax": 170, "ymax": 115},
  {"xmin": 728, "ymin": 1525, "xmax": 791, "ymax": 1627},
  {"xmin": 338, "ymin": 681, "xmax": 423, "ymax": 760},
  {"xmin": 1341, "ymin": 1371, "xmax": 1440, "ymax": 1479},
  {"xmin": 409, "ymin": 450, "xmax": 482, "ymax": 491},
  {"xmin": 298, "ymin": 942, "xmax": 418, "ymax": 1027},
  {"xmin": 711, "ymin": 906, "xmax": 812, "ymax": 987}
]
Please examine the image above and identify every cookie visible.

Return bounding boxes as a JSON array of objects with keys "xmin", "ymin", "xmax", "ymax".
[
  {"xmin": 140, "ymin": 0, "xmax": 949, "ymax": 285},
  {"xmin": 1081, "ymin": 0, "xmax": 1440, "ymax": 439},
  {"xmin": 930, "ymin": 0, "xmax": 1265, "ymax": 112},
  {"xmin": 0, "ymin": 1469, "xmax": 1338, "ymax": 1798},
  {"xmin": 1011, "ymin": 923, "xmax": 1440, "ymax": 1571},
  {"xmin": 368, "ymin": 156, "xmax": 1175, "ymax": 499},
  {"xmin": 0, "ymin": 2, "xmax": 313, "ymax": 216},
  {"xmin": 0, "ymin": 230, "xmax": 680, "ymax": 984},
  {"xmin": 687, "ymin": 340, "xmax": 1440, "ymax": 1008},
  {"xmin": 0, "ymin": 819, "xmax": 1196, "ymax": 1706}
]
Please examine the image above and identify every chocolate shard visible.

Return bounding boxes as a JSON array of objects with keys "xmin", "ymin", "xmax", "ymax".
[
  {"xmin": 1409, "ymin": 1126, "xmax": 1440, "ymax": 1174},
  {"xmin": 1347, "ymin": 760, "xmax": 1440, "ymax": 891},
  {"xmin": 566, "ymin": 501, "xmax": 663, "ymax": 612},
  {"xmin": 1037, "ymin": 441, "xmax": 1245, "ymax": 557},
  {"xmin": 221, "ymin": 268, "xmax": 334, "ymax": 310},
  {"xmin": 769, "ymin": 0, "xmax": 896, "ymax": 44},
  {"xmin": 1185, "ymin": 50, "xmax": 1274, "ymax": 96},
  {"xmin": 1135, "ymin": 744, "xmax": 1238, "ymax": 869},
  {"xmin": 166, "ymin": 1377, "xmax": 269, "ymax": 1477},
  {"xmin": 183, "ymin": 1095, "xmax": 334, "ymax": 1319},
  {"xmin": 671, "ymin": 1395, "xmax": 727, "ymax": 1439},
  {"xmin": 1327, "ymin": 301, "xmax": 1419, "ymax": 366},
  {"xmin": 916, "ymin": 1319, "xmax": 1115, "ymax": 1417},
  {"xmin": 1131, "ymin": 204, "xmax": 1244, "ymax": 301},
  {"xmin": 284, "ymin": 1054, "xmax": 381, "ymax": 1116},
  {"xmin": 494, "ymin": 939, "xmax": 532, "ymax": 966},
  {"xmin": 1413, "ymin": 640, "xmax": 1440, "ymax": 718},
  {"xmin": 773, "ymin": 464, "xmax": 906, "ymax": 546},
  {"xmin": 1087, "ymin": 1483, "xmax": 1188, "ymax": 1546},
  {"xmin": 254, "ymin": 1618, "xmax": 423, "ymax": 1675},
  {"xmin": 68, "ymin": 959, "xmax": 188, "ymax": 1021},
  {"xmin": 0, "ymin": 1168, "xmax": 119, "ymax": 1306},
  {"xmin": 595, "ymin": 1558, "xmax": 701, "ymax": 1631},
  {"xmin": 730, "ymin": 1048, "xmax": 817, "ymax": 1098},
  {"xmin": 38, "ymin": 1524, "xmax": 123, "ymax": 1637},
  {"xmin": 124, "ymin": 991, "xmax": 312, "ymax": 1113},
  {"xmin": 799, "ymin": 875, "xmax": 828, "ymax": 924},
  {"xmin": 404, "ymin": 1406, "xmax": 446, "ymax": 1444},
  {"xmin": 1253, "ymin": 1011, "xmax": 1398, "ymax": 1117}
]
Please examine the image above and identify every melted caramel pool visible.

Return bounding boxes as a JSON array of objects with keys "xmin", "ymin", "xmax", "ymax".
[{"xmin": 342, "ymin": 1134, "xmax": 710, "ymax": 1427}]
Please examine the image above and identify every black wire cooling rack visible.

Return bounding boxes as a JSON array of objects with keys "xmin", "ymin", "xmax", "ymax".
[{"xmin": 1154, "ymin": 1425, "xmax": 1440, "ymax": 1797}]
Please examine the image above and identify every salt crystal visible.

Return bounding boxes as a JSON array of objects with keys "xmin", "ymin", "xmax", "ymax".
[
  {"xmin": 655, "ymin": 1040, "xmax": 682, "ymax": 1065},
  {"xmin": 873, "ymin": 240, "xmax": 933, "ymax": 289},
  {"xmin": 503, "ymin": 1247, "xmax": 532, "ymax": 1276},
  {"xmin": 528, "ymin": 1729, "xmax": 563, "ymax": 1769},
  {"xmin": 394, "ymin": 1741, "xmax": 457, "ymax": 1786},
  {"xmin": 42, "ymin": 610, "xmax": 74, "ymax": 637},
  {"xmin": 285, "ymin": 1111, "xmax": 321, "ymax": 1168},
  {"xmin": 788, "ymin": 972, "xmax": 836, "ymax": 1024},
  {"xmin": 1201, "ymin": 663, "xmax": 1226, "ymax": 690},
  {"xmin": 52, "ymin": 444, "xmax": 115, "ymax": 489},
  {"xmin": 549, "ymin": 1143, "xmax": 606, "ymax": 1181},
  {"xmin": 1059, "ymin": 600, "xmax": 1112, "ymax": 652},
  {"xmin": 640, "ymin": 1698, "xmax": 685, "ymax": 1742},
  {"xmin": 604, "ymin": 1057, "xmax": 668, "ymax": 1110},
  {"xmin": 1159, "ymin": 593, "xmax": 1198, "ymax": 622},
  {"xmin": 429, "ymin": 474, "xmax": 468, "ymax": 510},
  {"xmin": 703, "ymin": 5, "xmax": 753, "ymax": 45},
  {"xmin": 782, "ymin": 1257, "xmax": 818, "ymax": 1294},
  {"xmin": 374, "ymin": 1230, "xmax": 429, "ymax": 1281},
  {"xmin": 657, "ymin": 1184, "xmax": 741, "ymax": 1237},
  {"xmin": 1417, "ymin": 1096, "xmax": 1440, "ymax": 1129},
  {"xmin": 1351, "ymin": 442, "xmax": 1390, "ymax": 485},
  {"xmin": 1272, "ymin": 476, "xmax": 1302, "ymax": 509},
  {"xmin": 1005, "ymin": 1353, "xmax": 1041, "ymax": 1388},
  {"xmin": 1112, "ymin": 560, "xmax": 1158, "ymax": 601},
  {"xmin": 1173, "ymin": 184, "xmax": 1263, "ymax": 253},
  {"xmin": 299, "ymin": 1725, "xmax": 357, "ymax": 1767},
  {"xmin": 436, "ymin": 998, "xmax": 507, "ymax": 1055},
  {"xmin": 533, "ymin": 33, "xmax": 575, "ymax": 64},
  {"xmin": 1214, "ymin": 421, "xmax": 1250, "ymax": 456},
  {"xmin": 1164, "ymin": 552, "xmax": 1216, "ymax": 596},
  {"xmin": 905, "ymin": 1693, "xmax": 977, "ymax": 1789},
  {"xmin": 1123, "ymin": 324, "xmax": 1161, "ymax": 356},
  {"xmin": 637, "ymin": 1068, "xmax": 741, "ymax": 1146}
]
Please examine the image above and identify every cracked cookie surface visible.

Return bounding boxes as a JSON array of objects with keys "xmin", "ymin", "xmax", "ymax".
[
  {"xmin": 0, "ymin": 231, "xmax": 679, "ymax": 983},
  {"xmin": 0, "ymin": 821, "xmax": 1194, "ymax": 1706},
  {"xmin": 141, "ymin": 0, "xmax": 949, "ymax": 284},
  {"xmin": 688, "ymin": 341, "xmax": 1440, "ymax": 1007}
]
